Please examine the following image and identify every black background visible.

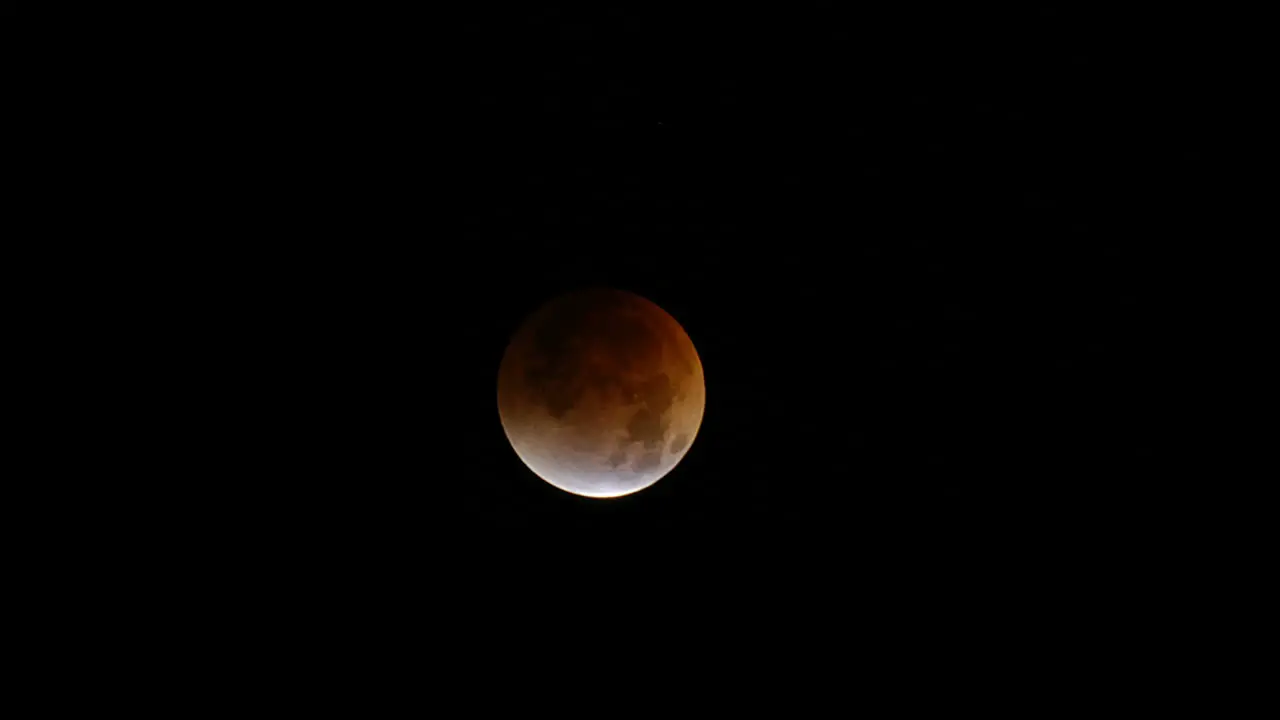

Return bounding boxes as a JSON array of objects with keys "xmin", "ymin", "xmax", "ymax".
[
  {"xmin": 251, "ymin": 15, "xmax": 1148, "ymax": 531},
  {"xmin": 51, "ymin": 5, "xmax": 1180, "ymax": 691}
]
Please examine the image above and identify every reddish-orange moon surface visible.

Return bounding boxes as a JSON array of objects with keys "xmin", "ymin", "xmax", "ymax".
[{"xmin": 497, "ymin": 289, "xmax": 705, "ymax": 498}]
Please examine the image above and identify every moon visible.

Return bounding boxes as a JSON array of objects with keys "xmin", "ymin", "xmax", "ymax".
[{"xmin": 497, "ymin": 288, "xmax": 705, "ymax": 498}]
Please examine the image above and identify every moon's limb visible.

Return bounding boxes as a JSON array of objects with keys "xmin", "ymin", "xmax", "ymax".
[{"xmin": 497, "ymin": 289, "xmax": 705, "ymax": 498}]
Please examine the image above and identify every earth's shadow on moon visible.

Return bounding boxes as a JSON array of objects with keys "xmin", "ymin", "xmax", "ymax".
[{"xmin": 495, "ymin": 286, "xmax": 706, "ymax": 500}]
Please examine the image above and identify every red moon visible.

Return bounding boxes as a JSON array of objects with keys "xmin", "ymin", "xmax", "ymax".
[{"xmin": 497, "ymin": 289, "xmax": 705, "ymax": 498}]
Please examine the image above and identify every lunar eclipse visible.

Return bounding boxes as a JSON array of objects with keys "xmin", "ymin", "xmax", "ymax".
[{"xmin": 497, "ymin": 289, "xmax": 705, "ymax": 498}]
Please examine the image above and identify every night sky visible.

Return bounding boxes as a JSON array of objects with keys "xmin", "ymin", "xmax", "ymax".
[{"xmin": 91, "ymin": 6, "xmax": 1170, "ymax": 679}]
